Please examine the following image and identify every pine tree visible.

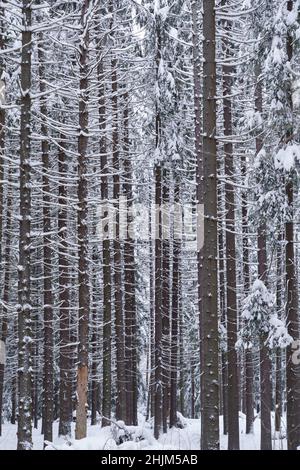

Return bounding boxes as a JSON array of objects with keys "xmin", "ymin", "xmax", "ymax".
[
  {"xmin": 17, "ymin": 0, "xmax": 33, "ymax": 450},
  {"xmin": 200, "ymin": 0, "xmax": 220, "ymax": 450}
]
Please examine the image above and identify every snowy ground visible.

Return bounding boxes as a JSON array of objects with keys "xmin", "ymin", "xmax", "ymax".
[{"xmin": 0, "ymin": 413, "xmax": 287, "ymax": 450}]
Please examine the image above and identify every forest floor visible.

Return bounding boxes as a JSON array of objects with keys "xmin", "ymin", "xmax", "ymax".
[{"xmin": 0, "ymin": 413, "xmax": 287, "ymax": 450}]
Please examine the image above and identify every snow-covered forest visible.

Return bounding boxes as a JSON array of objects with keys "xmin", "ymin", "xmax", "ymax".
[{"xmin": 0, "ymin": 0, "xmax": 300, "ymax": 452}]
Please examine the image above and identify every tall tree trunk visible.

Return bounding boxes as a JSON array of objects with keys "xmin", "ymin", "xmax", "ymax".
[
  {"xmin": 154, "ymin": 6, "xmax": 163, "ymax": 439},
  {"xmin": 91, "ymin": 256, "xmax": 99, "ymax": 426},
  {"xmin": 258, "ymin": 227, "xmax": 272, "ymax": 450},
  {"xmin": 254, "ymin": 60, "xmax": 272, "ymax": 450},
  {"xmin": 17, "ymin": 0, "xmax": 33, "ymax": 450},
  {"xmin": 275, "ymin": 231, "xmax": 283, "ymax": 433},
  {"xmin": 58, "ymin": 136, "xmax": 72, "ymax": 437},
  {"xmin": 161, "ymin": 169, "xmax": 170, "ymax": 433},
  {"xmin": 154, "ymin": 163, "xmax": 162, "ymax": 439},
  {"xmin": 285, "ymin": 0, "xmax": 300, "ymax": 450},
  {"xmin": 179, "ymin": 301, "xmax": 185, "ymax": 416},
  {"xmin": 0, "ymin": 1, "xmax": 5, "ymax": 305},
  {"xmin": 123, "ymin": 95, "xmax": 137, "ymax": 425},
  {"xmin": 218, "ymin": 159, "xmax": 228, "ymax": 436},
  {"xmin": 201, "ymin": 0, "xmax": 220, "ymax": 450},
  {"xmin": 242, "ymin": 160, "xmax": 254, "ymax": 434},
  {"xmin": 0, "ymin": 9, "xmax": 6, "ymax": 434},
  {"xmin": 111, "ymin": 61, "xmax": 126, "ymax": 422},
  {"xmin": 192, "ymin": 0, "xmax": 207, "ymax": 434},
  {"xmin": 75, "ymin": 0, "xmax": 90, "ymax": 440},
  {"xmin": 98, "ymin": 55, "xmax": 112, "ymax": 428},
  {"xmin": 169, "ymin": 182, "xmax": 180, "ymax": 428},
  {"xmin": 38, "ymin": 36, "xmax": 54, "ymax": 446},
  {"xmin": 222, "ymin": 27, "xmax": 240, "ymax": 451},
  {"xmin": 0, "ymin": 179, "xmax": 11, "ymax": 435},
  {"xmin": 148, "ymin": 209, "xmax": 155, "ymax": 421}
]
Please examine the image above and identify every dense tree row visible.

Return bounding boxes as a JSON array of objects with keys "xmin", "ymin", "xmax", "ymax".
[{"xmin": 0, "ymin": 0, "xmax": 300, "ymax": 451}]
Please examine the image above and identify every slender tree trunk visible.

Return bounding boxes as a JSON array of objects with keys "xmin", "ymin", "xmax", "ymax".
[
  {"xmin": 179, "ymin": 302, "xmax": 184, "ymax": 416},
  {"xmin": 254, "ymin": 59, "xmax": 272, "ymax": 450},
  {"xmin": 110, "ymin": 60, "xmax": 126, "ymax": 423},
  {"xmin": 75, "ymin": 0, "xmax": 90, "ymax": 440},
  {"xmin": 154, "ymin": 163, "xmax": 163, "ymax": 439},
  {"xmin": 257, "ymin": 229, "xmax": 272, "ymax": 450},
  {"xmin": 191, "ymin": 363, "xmax": 195, "ymax": 419},
  {"xmin": 0, "ymin": 182, "xmax": 11, "ymax": 435},
  {"xmin": 245, "ymin": 348, "xmax": 254, "ymax": 434},
  {"xmin": 275, "ymin": 348, "xmax": 282, "ymax": 433},
  {"xmin": 218, "ymin": 176, "xmax": 228, "ymax": 436},
  {"xmin": 275, "ymin": 231, "xmax": 283, "ymax": 433},
  {"xmin": 98, "ymin": 56, "xmax": 112, "ymax": 429},
  {"xmin": 161, "ymin": 169, "xmax": 170, "ymax": 433},
  {"xmin": 0, "ymin": 16, "xmax": 7, "ymax": 426},
  {"xmin": 285, "ymin": 0, "xmax": 300, "ymax": 450},
  {"xmin": 17, "ymin": 0, "xmax": 33, "ymax": 450},
  {"xmin": 38, "ymin": 36, "xmax": 54, "ymax": 446},
  {"xmin": 169, "ymin": 182, "xmax": 180, "ymax": 428},
  {"xmin": 222, "ymin": 32, "xmax": 240, "ymax": 451},
  {"xmin": 0, "ymin": 14, "xmax": 5, "ymax": 391},
  {"xmin": 58, "ymin": 137, "xmax": 72, "ymax": 437},
  {"xmin": 91, "ymin": 274, "xmax": 99, "ymax": 426},
  {"xmin": 32, "ymin": 310, "xmax": 39, "ymax": 430},
  {"xmin": 242, "ymin": 157, "xmax": 254, "ymax": 434},
  {"xmin": 123, "ymin": 95, "xmax": 137, "ymax": 425},
  {"xmin": 154, "ymin": 7, "xmax": 163, "ymax": 439},
  {"xmin": 11, "ymin": 376, "xmax": 16, "ymax": 425},
  {"xmin": 200, "ymin": 0, "xmax": 220, "ymax": 450},
  {"xmin": 0, "ymin": 6, "xmax": 5, "ymax": 334},
  {"xmin": 148, "ymin": 210, "xmax": 155, "ymax": 420}
]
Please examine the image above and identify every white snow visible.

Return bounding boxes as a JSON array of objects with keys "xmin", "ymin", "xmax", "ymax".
[
  {"xmin": 292, "ymin": 79, "xmax": 300, "ymax": 110},
  {"xmin": 274, "ymin": 143, "xmax": 300, "ymax": 171},
  {"xmin": 0, "ymin": 413, "xmax": 288, "ymax": 450}
]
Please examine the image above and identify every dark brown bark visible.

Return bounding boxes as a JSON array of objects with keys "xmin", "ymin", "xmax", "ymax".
[
  {"xmin": 38, "ymin": 36, "xmax": 54, "ymax": 446},
  {"xmin": 0, "ymin": 4, "xmax": 5, "ymax": 300},
  {"xmin": 201, "ymin": 0, "xmax": 220, "ymax": 450},
  {"xmin": 222, "ymin": 30, "xmax": 240, "ymax": 450},
  {"xmin": 191, "ymin": 363, "xmax": 195, "ymax": 419},
  {"xmin": 258, "ymin": 229, "xmax": 272, "ymax": 450},
  {"xmin": 111, "ymin": 59, "xmax": 126, "ymax": 423},
  {"xmin": 275, "ymin": 232, "xmax": 283, "ymax": 433},
  {"xmin": 154, "ymin": 10, "xmax": 163, "ymax": 439},
  {"xmin": 154, "ymin": 164, "xmax": 163, "ymax": 439},
  {"xmin": 169, "ymin": 182, "xmax": 180, "ymax": 428},
  {"xmin": 17, "ymin": 0, "xmax": 33, "ymax": 450},
  {"xmin": 32, "ymin": 311, "xmax": 39, "ymax": 431},
  {"xmin": 218, "ymin": 162, "xmax": 228, "ymax": 435},
  {"xmin": 179, "ymin": 303, "xmax": 185, "ymax": 417},
  {"xmin": 91, "ymin": 278, "xmax": 99, "ymax": 426},
  {"xmin": 58, "ymin": 137, "xmax": 72, "ymax": 437},
  {"xmin": 242, "ymin": 157, "xmax": 254, "ymax": 434},
  {"xmin": 0, "ymin": 178, "xmax": 11, "ymax": 436},
  {"xmin": 221, "ymin": 351, "xmax": 228, "ymax": 435},
  {"xmin": 245, "ymin": 348, "xmax": 254, "ymax": 434},
  {"xmin": 259, "ymin": 338, "xmax": 272, "ymax": 450},
  {"xmin": 254, "ymin": 60, "xmax": 272, "ymax": 450},
  {"xmin": 161, "ymin": 169, "xmax": 170, "ymax": 433},
  {"xmin": 285, "ymin": 0, "xmax": 300, "ymax": 450},
  {"xmin": 75, "ymin": 0, "xmax": 90, "ymax": 439},
  {"xmin": 123, "ymin": 96, "xmax": 137, "ymax": 425},
  {"xmin": 11, "ymin": 376, "xmax": 16, "ymax": 425},
  {"xmin": 98, "ymin": 55, "xmax": 111, "ymax": 429},
  {"xmin": 148, "ymin": 216, "xmax": 155, "ymax": 421}
]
